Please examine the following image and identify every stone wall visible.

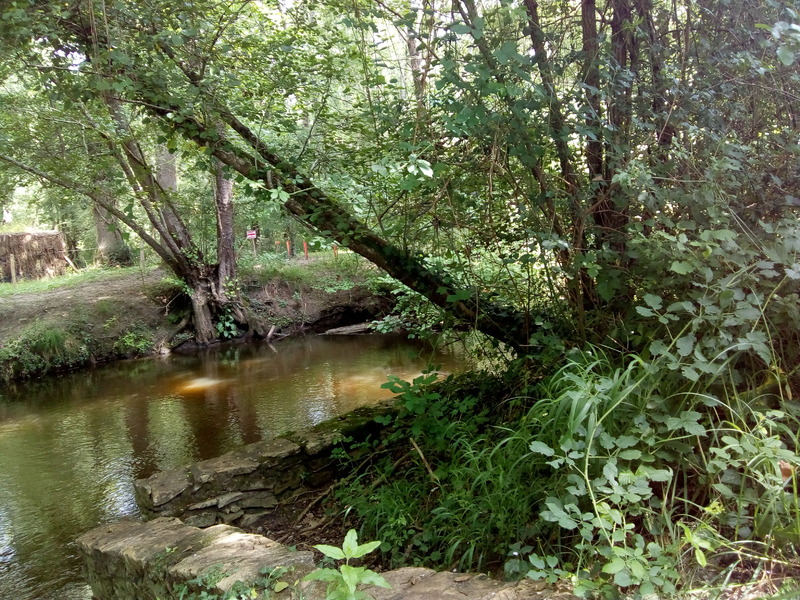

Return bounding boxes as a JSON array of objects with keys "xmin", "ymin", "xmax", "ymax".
[{"xmin": 134, "ymin": 399, "xmax": 399, "ymax": 528}]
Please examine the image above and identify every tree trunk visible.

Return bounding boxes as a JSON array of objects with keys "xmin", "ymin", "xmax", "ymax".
[{"xmin": 214, "ymin": 158, "xmax": 236, "ymax": 287}]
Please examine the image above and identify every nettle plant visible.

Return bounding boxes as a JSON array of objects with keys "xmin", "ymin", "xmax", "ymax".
[{"xmin": 520, "ymin": 349, "xmax": 800, "ymax": 599}]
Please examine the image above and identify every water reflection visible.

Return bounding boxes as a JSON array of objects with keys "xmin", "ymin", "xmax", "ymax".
[{"xmin": 0, "ymin": 334, "xmax": 462, "ymax": 600}]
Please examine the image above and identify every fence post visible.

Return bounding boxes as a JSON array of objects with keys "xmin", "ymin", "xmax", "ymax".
[
  {"xmin": 10, "ymin": 253, "xmax": 16, "ymax": 284},
  {"xmin": 303, "ymin": 241, "xmax": 309, "ymax": 260}
]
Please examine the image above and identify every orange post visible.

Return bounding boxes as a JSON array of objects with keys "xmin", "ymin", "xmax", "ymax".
[
  {"xmin": 303, "ymin": 241, "xmax": 309, "ymax": 260},
  {"xmin": 333, "ymin": 244, "xmax": 338, "ymax": 259},
  {"xmin": 286, "ymin": 240, "xmax": 291, "ymax": 256}
]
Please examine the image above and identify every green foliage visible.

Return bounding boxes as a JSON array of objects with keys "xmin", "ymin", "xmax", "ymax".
[
  {"xmin": 370, "ymin": 277, "xmax": 446, "ymax": 339},
  {"xmin": 215, "ymin": 309, "xmax": 238, "ymax": 339},
  {"xmin": 304, "ymin": 530, "xmax": 390, "ymax": 600},
  {"xmin": 113, "ymin": 327, "xmax": 153, "ymax": 356},
  {"xmin": 0, "ymin": 321, "xmax": 90, "ymax": 382}
]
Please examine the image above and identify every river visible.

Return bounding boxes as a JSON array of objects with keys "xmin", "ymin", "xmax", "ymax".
[{"xmin": 0, "ymin": 334, "xmax": 462, "ymax": 600}]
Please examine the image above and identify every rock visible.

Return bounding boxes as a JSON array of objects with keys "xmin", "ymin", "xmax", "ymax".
[
  {"xmin": 237, "ymin": 510, "xmax": 271, "ymax": 528},
  {"xmin": 135, "ymin": 398, "xmax": 404, "ymax": 524},
  {"xmin": 238, "ymin": 492, "xmax": 278, "ymax": 509},
  {"xmin": 78, "ymin": 520, "xmax": 578, "ymax": 600},
  {"xmin": 190, "ymin": 454, "xmax": 259, "ymax": 484},
  {"xmin": 135, "ymin": 470, "xmax": 190, "ymax": 508},
  {"xmin": 243, "ymin": 437, "xmax": 301, "ymax": 462},
  {"xmin": 216, "ymin": 492, "xmax": 246, "ymax": 508},
  {"xmin": 184, "ymin": 512, "xmax": 217, "ymax": 528}
]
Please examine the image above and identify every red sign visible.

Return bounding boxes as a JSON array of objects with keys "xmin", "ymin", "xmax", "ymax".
[{"xmin": 246, "ymin": 230, "xmax": 258, "ymax": 239}]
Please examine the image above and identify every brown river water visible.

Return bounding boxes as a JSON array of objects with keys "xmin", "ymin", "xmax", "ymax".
[{"xmin": 0, "ymin": 334, "xmax": 463, "ymax": 600}]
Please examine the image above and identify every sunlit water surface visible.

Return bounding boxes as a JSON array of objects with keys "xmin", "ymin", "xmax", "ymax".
[{"xmin": 0, "ymin": 334, "xmax": 463, "ymax": 600}]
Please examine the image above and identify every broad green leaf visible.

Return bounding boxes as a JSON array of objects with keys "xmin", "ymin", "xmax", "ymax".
[
  {"xmin": 353, "ymin": 540, "xmax": 381, "ymax": 558},
  {"xmin": 342, "ymin": 529, "xmax": 359, "ymax": 558},
  {"xmin": 340, "ymin": 565, "xmax": 361, "ymax": 593},
  {"xmin": 303, "ymin": 568, "xmax": 341, "ymax": 582},
  {"xmin": 602, "ymin": 557, "xmax": 626, "ymax": 574},
  {"xmin": 676, "ymin": 334, "xmax": 695, "ymax": 357},
  {"xmin": 358, "ymin": 570, "xmax": 392, "ymax": 588},
  {"xmin": 643, "ymin": 293, "xmax": 663, "ymax": 310},
  {"xmin": 314, "ymin": 544, "xmax": 346, "ymax": 560},
  {"xmin": 619, "ymin": 449, "xmax": 642, "ymax": 460}
]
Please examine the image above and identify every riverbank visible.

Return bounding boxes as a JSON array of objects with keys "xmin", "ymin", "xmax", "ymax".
[{"xmin": 0, "ymin": 255, "xmax": 391, "ymax": 384}]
